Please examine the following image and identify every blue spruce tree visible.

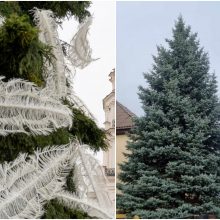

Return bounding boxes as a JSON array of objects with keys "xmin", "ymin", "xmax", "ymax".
[{"xmin": 117, "ymin": 16, "xmax": 220, "ymax": 219}]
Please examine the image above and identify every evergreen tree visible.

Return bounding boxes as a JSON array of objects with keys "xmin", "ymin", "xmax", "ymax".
[
  {"xmin": 117, "ymin": 16, "xmax": 220, "ymax": 219},
  {"xmin": 0, "ymin": 2, "xmax": 108, "ymax": 218}
]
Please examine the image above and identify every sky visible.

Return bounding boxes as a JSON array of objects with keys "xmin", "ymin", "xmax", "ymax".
[
  {"xmin": 58, "ymin": 1, "xmax": 115, "ymax": 162},
  {"xmin": 117, "ymin": 1, "xmax": 220, "ymax": 116}
]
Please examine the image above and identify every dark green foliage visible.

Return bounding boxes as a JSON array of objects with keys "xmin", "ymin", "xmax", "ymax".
[
  {"xmin": 0, "ymin": 128, "xmax": 70, "ymax": 163},
  {"xmin": 0, "ymin": 14, "xmax": 53, "ymax": 86},
  {"xmin": 0, "ymin": 2, "xmax": 21, "ymax": 17},
  {"xmin": 117, "ymin": 16, "xmax": 220, "ymax": 219},
  {"xmin": 0, "ymin": 1, "xmax": 91, "ymax": 23},
  {"xmin": 42, "ymin": 199, "xmax": 91, "ymax": 219},
  {"xmin": 62, "ymin": 98, "xmax": 108, "ymax": 151},
  {"xmin": 65, "ymin": 168, "xmax": 76, "ymax": 193},
  {"xmin": 18, "ymin": 1, "xmax": 91, "ymax": 23},
  {"xmin": 70, "ymin": 108, "xmax": 108, "ymax": 152}
]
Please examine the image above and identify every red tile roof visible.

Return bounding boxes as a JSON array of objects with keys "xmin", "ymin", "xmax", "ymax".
[{"xmin": 116, "ymin": 101, "xmax": 136, "ymax": 131}]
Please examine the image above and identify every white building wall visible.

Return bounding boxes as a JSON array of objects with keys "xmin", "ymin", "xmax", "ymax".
[
  {"xmin": 102, "ymin": 69, "xmax": 115, "ymax": 210},
  {"xmin": 103, "ymin": 70, "xmax": 115, "ymax": 169}
]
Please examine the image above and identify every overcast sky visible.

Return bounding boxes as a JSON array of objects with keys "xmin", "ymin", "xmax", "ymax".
[
  {"xmin": 117, "ymin": 1, "xmax": 220, "ymax": 116},
  {"xmin": 58, "ymin": 1, "xmax": 115, "ymax": 162}
]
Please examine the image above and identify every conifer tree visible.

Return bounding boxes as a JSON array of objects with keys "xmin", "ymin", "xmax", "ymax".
[
  {"xmin": 0, "ymin": 2, "xmax": 109, "ymax": 219},
  {"xmin": 117, "ymin": 16, "xmax": 220, "ymax": 219}
]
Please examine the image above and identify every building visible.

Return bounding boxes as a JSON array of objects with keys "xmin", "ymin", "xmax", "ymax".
[
  {"xmin": 116, "ymin": 101, "xmax": 136, "ymax": 187},
  {"xmin": 102, "ymin": 69, "xmax": 115, "ymax": 205}
]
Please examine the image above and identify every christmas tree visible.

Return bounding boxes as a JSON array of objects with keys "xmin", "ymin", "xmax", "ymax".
[
  {"xmin": 117, "ymin": 16, "xmax": 220, "ymax": 219},
  {"xmin": 0, "ymin": 2, "xmax": 112, "ymax": 219}
]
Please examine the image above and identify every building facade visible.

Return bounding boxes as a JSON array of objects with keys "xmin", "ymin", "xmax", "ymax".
[
  {"xmin": 116, "ymin": 101, "xmax": 136, "ymax": 190},
  {"xmin": 103, "ymin": 69, "xmax": 115, "ymax": 206}
]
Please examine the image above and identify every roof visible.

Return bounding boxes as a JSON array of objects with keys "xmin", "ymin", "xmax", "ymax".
[{"xmin": 116, "ymin": 101, "xmax": 136, "ymax": 132}]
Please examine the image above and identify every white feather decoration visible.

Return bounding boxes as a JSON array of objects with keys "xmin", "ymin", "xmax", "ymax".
[
  {"xmin": 0, "ymin": 144, "xmax": 75, "ymax": 219},
  {"xmin": 0, "ymin": 143, "xmax": 113, "ymax": 219},
  {"xmin": 33, "ymin": 8, "xmax": 97, "ymax": 119},
  {"xmin": 67, "ymin": 16, "xmax": 99, "ymax": 69},
  {"xmin": 0, "ymin": 77, "xmax": 72, "ymax": 136},
  {"xmin": 56, "ymin": 191, "xmax": 113, "ymax": 219},
  {"xmin": 32, "ymin": 8, "xmax": 67, "ymax": 98},
  {"xmin": 72, "ymin": 144, "xmax": 114, "ymax": 218},
  {"xmin": 64, "ymin": 60, "xmax": 96, "ymax": 120}
]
